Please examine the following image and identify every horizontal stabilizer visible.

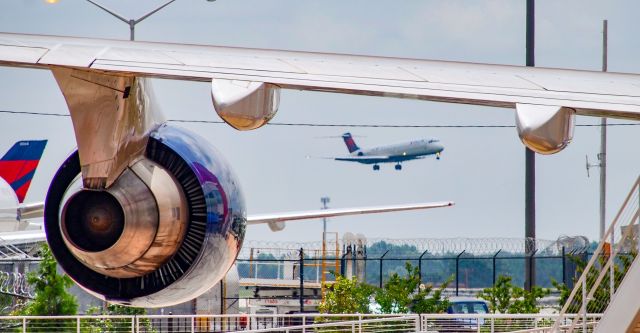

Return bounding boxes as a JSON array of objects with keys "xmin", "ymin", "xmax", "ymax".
[
  {"xmin": 247, "ymin": 201, "xmax": 454, "ymax": 226},
  {"xmin": 17, "ymin": 201, "xmax": 44, "ymax": 220},
  {"xmin": 0, "ymin": 229, "xmax": 45, "ymax": 245}
]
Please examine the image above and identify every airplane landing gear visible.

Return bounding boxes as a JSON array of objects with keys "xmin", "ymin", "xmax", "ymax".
[
  {"xmin": 395, "ymin": 164, "xmax": 402, "ymax": 170},
  {"xmin": 373, "ymin": 164, "xmax": 380, "ymax": 171},
  {"xmin": 436, "ymin": 152, "xmax": 441, "ymax": 160}
]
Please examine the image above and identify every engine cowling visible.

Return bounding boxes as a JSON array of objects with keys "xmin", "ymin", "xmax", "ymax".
[{"xmin": 45, "ymin": 124, "xmax": 246, "ymax": 307}]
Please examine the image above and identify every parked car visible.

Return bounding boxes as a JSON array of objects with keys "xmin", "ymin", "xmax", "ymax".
[{"xmin": 436, "ymin": 297, "xmax": 489, "ymax": 332}]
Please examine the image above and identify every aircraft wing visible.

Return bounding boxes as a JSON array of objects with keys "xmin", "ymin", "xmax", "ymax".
[
  {"xmin": 1, "ymin": 32, "xmax": 639, "ymax": 121},
  {"xmin": 247, "ymin": 201, "xmax": 454, "ymax": 231},
  {"xmin": 335, "ymin": 155, "xmax": 393, "ymax": 163},
  {"xmin": 335, "ymin": 155, "xmax": 425, "ymax": 164}
]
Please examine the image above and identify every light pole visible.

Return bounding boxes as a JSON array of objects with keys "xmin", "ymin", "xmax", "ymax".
[
  {"xmin": 85, "ymin": 0, "xmax": 177, "ymax": 41},
  {"xmin": 321, "ymin": 196, "xmax": 330, "ymax": 244},
  {"xmin": 320, "ymin": 196, "xmax": 330, "ymax": 294}
]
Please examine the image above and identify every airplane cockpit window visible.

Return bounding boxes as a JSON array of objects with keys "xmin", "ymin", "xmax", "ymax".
[{"xmin": 428, "ymin": 139, "xmax": 440, "ymax": 143}]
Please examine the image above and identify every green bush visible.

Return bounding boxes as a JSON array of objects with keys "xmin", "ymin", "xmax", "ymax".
[{"xmin": 478, "ymin": 275, "xmax": 549, "ymax": 314}]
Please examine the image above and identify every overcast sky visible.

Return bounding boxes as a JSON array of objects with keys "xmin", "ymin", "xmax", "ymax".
[{"xmin": 0, "ymin": 0, "xmax": 638, "ymax": 245}]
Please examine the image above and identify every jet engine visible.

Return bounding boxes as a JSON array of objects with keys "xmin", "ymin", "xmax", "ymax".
[{"xmin": 45, "ymin": 125, "xmax": 246, "ymax": 307}]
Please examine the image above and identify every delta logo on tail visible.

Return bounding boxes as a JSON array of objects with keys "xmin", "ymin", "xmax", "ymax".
[
  {"xmin": 336, "ymin": 133, "xmax": 444, "ymax": 171},
  {"xmin": 342, "ymin": 133, "xmax": 361, "ymax": 153},
  {"xmin": 0, "ymin": 140, "xmax": 47, "ymax": 203}
]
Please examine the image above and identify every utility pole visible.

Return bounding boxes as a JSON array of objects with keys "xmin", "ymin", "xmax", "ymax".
[
  {"xmin": 599, "ymin": 20, "xmax": 608, "ymax": 240},
  {"xmin": 524, "ymin": 0, "xmax": 536, "ymax": 292}
]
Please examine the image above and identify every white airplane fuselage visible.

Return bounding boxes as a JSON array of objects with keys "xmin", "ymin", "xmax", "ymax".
[{"xmin": 0, "ymin": 178, "xmax": 38, "ymax": 232}]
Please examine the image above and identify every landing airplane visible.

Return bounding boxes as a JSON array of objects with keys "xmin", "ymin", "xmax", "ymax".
[
  {"xmin": 336, "ymin": 133, "xmax": 444, "ymax": 171},
  {"xmin": 0, "ymin": 140, "xmax": 47, "ymax": 232},
  {"xmin": 0, "ymin": 32, "xmax": 638, "ymax": 307}
]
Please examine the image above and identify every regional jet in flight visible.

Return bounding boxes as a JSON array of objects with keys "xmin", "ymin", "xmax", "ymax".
[
  {"xmin": 336, "ymin": 132, "xmax": 444, "ymax": 170},
  {"xmin": 0, "ymin": 30, "xmax": 638, "ymax": 308}
]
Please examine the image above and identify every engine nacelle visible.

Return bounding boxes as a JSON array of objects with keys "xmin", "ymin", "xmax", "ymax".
[{"xmin": 45, "ymin": 125, "xmax": 246, "ymax": 307}]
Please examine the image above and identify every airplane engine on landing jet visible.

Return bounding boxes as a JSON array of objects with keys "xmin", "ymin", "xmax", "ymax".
[{"xmin": 44, "ymin": 125, "xmax": 246, "ymax": 308}]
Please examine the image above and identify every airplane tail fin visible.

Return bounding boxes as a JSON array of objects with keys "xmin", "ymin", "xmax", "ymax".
[
  {"xmin": 342, "ymin": 132, "xmax": 360, "ymax": 153},
  {"xmin": 0, "ymin": 140, "xmax": 47, "ymax": 203}
]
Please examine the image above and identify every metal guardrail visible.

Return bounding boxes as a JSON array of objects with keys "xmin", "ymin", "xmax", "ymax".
[
  {"xmin": 238, "ymin": 315, "xmax": 420, "ymax": 333},
  {"xmin": 421, "ymin": 313, "xmax": 602, "ymax": 333},
  {"xmin": 0, "ymin": 313, "xmax": 604, "ymax": 333}
]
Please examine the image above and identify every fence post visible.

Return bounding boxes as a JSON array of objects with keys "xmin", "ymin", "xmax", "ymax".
[
  {"xmin": 22, "ymin": 317, "xmax": 26, "ymax": 333},
  {"xmin": 299, "ymin": 248, "xmax": 305, "ymax": 313},
  {"xmin": 562, "ymin": 246, "xmax": 566, "ymax": 285},
  {"xmin": 379, "ymin": 250, "xmax": 389, "ymax": 289},
  {"xmin": 492, "ymin": 249, "xmax": 502, "ymax": 286},
  {"xmin": 418, "ymin": 249, "xmax": 428, "ymax": 285},
  {"xmin": 76, "ymin": 317, "xmax": 80, "ymax": 333},
  {"xmin": 528, "ymin": 249, "xmax": 538, "ymax": 288},
  {"xmin": 456, "ymin": 250, "xmax": 465, "ymax": 296}
]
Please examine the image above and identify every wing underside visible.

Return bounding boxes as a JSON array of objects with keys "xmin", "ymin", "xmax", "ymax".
[
  {"xmin": 1, "ymin": 32, "xmax": 639, "ymax": 157},
  {"xmin": 247, "ymin": 201, "xmax": 454, "ymax": 226},
  {"xmin": 1, "ymin": 32, "xmax": 640, "ymax": 119}
]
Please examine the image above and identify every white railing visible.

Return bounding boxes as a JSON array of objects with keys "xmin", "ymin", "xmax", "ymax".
[
  {"xmin": 550, "ymin": 176, "xmax": 640, "ymax": 333},
  {"xmin": 0, "ymin": 313, "xmax": 605, "ymax": 333},
  {"xmin": 422, "ymin": 313, "xmax": 602, "ymax": 333},
  {"xmin": 238, "ymin": 315, "xmax": 419, "ymax": 333}
]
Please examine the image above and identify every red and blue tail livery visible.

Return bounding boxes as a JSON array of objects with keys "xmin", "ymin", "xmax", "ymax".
[
  {"xmin": 342, "ymin": 132, "xmax": 361, "ymax": 153},
  {"xmin": 0, "ymin": 140, "xmax": 47, "ymax": 203}
]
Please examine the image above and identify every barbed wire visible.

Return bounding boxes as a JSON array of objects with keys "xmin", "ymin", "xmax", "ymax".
[
  {"xmin": 0, "ymin": 271, "xmax": 33, "ymax": 299},
  {"xmin": 238, "ymin": 236, "xmax": 590, "ymax": 259},
  {"xmin": 1, "ymin": 110, "xmax": 638, "ymax": 128}
]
